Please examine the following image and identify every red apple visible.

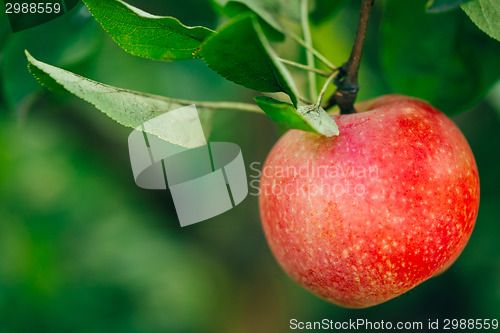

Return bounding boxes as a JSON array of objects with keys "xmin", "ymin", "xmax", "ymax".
[{"xmin": 259, "ymin": 95, "xmax": 479, "ymax": 308}]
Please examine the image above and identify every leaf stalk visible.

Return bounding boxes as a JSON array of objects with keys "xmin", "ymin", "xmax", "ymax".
[
  {"xmin": 315, "ymin": 71, "xmax": 337, "ymax": 108},
  {"xmin": 301, "ymin": 0, "xmax": 317, "ymax": 100},
  {"xmin": 286, "ymin": 32, "xmax": 337, "ymax": 71},
  {"xmin": 278, "ymin": 58, "xmax": 331, "ymax": 77}
]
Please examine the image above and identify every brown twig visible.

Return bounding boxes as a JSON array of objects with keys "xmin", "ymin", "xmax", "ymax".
[{"xmin": 326, "ymin": 0, "xmax": 375, "ymax": 114}]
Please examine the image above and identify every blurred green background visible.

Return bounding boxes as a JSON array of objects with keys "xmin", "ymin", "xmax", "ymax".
[{"xmin": 1, "ymin": 1, "xmax": 499, "ymax": 332}]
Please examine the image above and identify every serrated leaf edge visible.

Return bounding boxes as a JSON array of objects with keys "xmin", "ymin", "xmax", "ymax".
[{"xmin": 82, "ymin": 0, "xmax": 215, "ymax": 61}]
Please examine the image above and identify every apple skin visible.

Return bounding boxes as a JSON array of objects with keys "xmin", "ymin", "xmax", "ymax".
[{"xmin": 259, "ymin": 95, "xmax": 479, "ymax": 308}]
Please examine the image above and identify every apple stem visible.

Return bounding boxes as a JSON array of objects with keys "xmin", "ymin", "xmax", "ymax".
[{"xmin": 326, "ymin": 0, "xmax": 375, "ymax": 114}]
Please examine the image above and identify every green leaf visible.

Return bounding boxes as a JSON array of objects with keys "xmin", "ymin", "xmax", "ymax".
[
  {"xmin": 254, "ymin": 96, "xmax": 339, "ymax": 136},
  {"xmin": 310, "ymin": 0, "xmax": 348, "ymax": 23},
  {"xmin": 214, "ymin": 0, "xmax": 300, "ymax": 35},
  {"xmin": 82, "ymin": 0, "xmax": 214, "ymax": 61},
  {"xmin": 461, "ymin": 0, "xmax": 500, "ymax": 41},
  {"xmin": 426, "ymin": 0, "xmax": 469, "ymax": 12},
  {"xmin": 26, "ymin": 51, "xmax": 215, "ymax": 148},
  {"xmin": 1, "ymin": 6, "xmax": 103, "ymax": 112},
  {"xmin": 381, "ymin": 0, "xmax": 500, "ymax": 114},
  {"xmin": 211, "ymin": 0, "xmax": 284, "ymax": 41},
  {"xmin": 202, "ymin": 14, "xmax": 298, "ymax": 106}
]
